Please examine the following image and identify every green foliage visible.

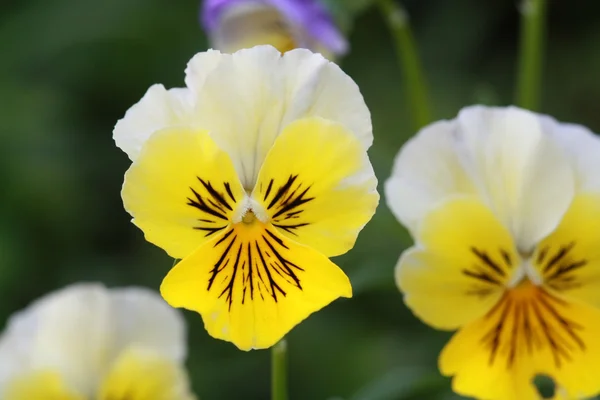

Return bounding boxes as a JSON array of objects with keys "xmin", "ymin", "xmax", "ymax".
[{"xmin": 1, "ymin": 0, "xmax": 600, "ymax": 399}]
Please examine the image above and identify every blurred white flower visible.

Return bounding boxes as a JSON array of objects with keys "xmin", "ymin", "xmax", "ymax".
[{"xmin": 0, "ymin": 283, "xmax": 196, "ymax": 400}]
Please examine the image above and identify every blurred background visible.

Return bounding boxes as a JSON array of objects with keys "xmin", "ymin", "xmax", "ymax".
[{"xmin": 1, "ymin": 0, "xmax": 599, "ymax": 398}]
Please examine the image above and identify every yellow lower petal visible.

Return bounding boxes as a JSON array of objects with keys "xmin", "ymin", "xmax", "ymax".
[
  {"xmin": 252, "ymin": 117, "xmax": 378, "ymax": 257},
  {"xmin": 122, "ymin": 127, "xmax": 245, "ymax": 259},
  {"xmin": 533, "ymin": 294, "xmax": 600, "ymax": 399},
  {"xmin": 397, "ymin": 196, "xmax": 517, "ymax": 329},
  {"xmin": 3, "ymin": 370, "xmax": 84, "ymax": 400},
  {"xmin": 160, "ymin": 218, "xmax": 352, "ymax": 350},
  {"xmin": 98, "ymin": 347, "xmax": 195, "ymax": 400},
  {"xmin": 440, "ymin": 283, "xmax": 541, "ymax": 399},
  {"xmin": 440, "ymin": 280, "xmax": 600, "ymax": 400},
  {"xmin": 441, "ymin": 321, "xmax": 539, "ymax": 400}
]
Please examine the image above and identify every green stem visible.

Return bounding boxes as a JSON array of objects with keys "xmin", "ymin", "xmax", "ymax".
[
  {"xmin": 377, "ymin": 0, "xmax": 432, "ymax": 130},
  {"xmin": 271, "ymin": 339, "xmax": 288, "ymax": 400},
  {"xmin": 516, "ymin": 0, "xmax": 547, "ymax": 110}
]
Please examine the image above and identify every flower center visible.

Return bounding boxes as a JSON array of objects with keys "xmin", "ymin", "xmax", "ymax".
[
  {"xmin": 507, "ymin": 255, "xmax": 544, "ymax": 288},
  {"xmin": 242, "ymin": 210, "xmax": 257, "ymax": 225},
  {"xmin": 231, "ymin": 195, "xmax": 269, "ymax": 225}
]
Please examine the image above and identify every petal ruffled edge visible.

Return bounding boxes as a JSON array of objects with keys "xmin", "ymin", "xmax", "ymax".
[
  {"xmin": 185, "ymin": 45, "xmax": 372, "ymax": 188},
  {"xmin": 543, "ymin": 116, "xmax": 600, "ymax": 193},
  {"xmin": 113, "ymin": 84, "xmax": 193, "ymax": 162},
  {"xmin": 117, "ymin": 45, "xmax": 371, "ymax": 189},
  {"xmin": 384, "ymin": 118, "xmax": 476, "ymax": 234}
]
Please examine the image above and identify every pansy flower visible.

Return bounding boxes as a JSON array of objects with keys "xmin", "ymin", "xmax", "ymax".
[
  {"xmin": 114, "ymin": 45, "xmax": 379, "ymax": 350},
  {"xmin": 201, "ymin": 0, "xmax": 347, "ymax": 58},
  {"xmin": 0, "ymin": 283, "xmax": 194, "ymax": 400},
  {"xmin": 385, "ymin": 106, "xmax": 600, "ymax": 399}
]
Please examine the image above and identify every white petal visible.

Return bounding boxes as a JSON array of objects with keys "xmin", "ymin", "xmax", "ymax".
[
  {"xmin": 457, "ymin": 106, "xmax": 575, "ymax": 251},
  {"xmin": 108, "ymin": 287, "xmax": 186, "ymax": 363},
  {"xmin": 113, "ymin": 84, "xmax": 193, "ymax": 161},
  {"xmin": 0, "ymin": 284, "xmax": 187, "ymax": 396},
  {"xmin": 280, "ymin": 49, "xmax": 372, "ymax": 148},
  {"xmin": 385, "ymin": 105, "xmax": 575, "ymax": 251},
  {"xmin": 544, "ymin": 118, "xmax": 600, "ymax": 192},
  {"xmin": 0, "ymin": 301, "xmax": 38, "ymax": 389},
  {"xmin": 185, "ymin": 45, "xmax": 372, "ymax": 188},
  {"xmin": 384, "ymin": 119, "xmax": 477, "ymax": 234}
]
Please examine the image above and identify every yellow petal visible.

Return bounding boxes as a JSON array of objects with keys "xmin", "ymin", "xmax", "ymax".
[
  {"xmin": 439, "ymin": 305, "xmax": 539, "ymax": 400},
  {"xmin": 531, "ymin": 292, "xmax": 600, "ymax": 399},
  {"xmin": 4, "ymin": 370, "xmax": 84, "ymax": 400},
  {"xmin": 440, "ymin": 281, "xmax": 600, "ymax": 400},
  {"xmin": 122, "ymin": 127, "xmax": 245, "ymax": 259},
  {"xmin": 160, "ymin": 219, "xmax": 352, "ymax": 350},
  {"xmin": 252, "ymin": 117, "xmax": 378, "ymax": 257},
  {"xmin": 397, "ymin": 196, "xmax": 517, "ymax": 329},
  {"xmin": 533, "ymin": 193, "xmax": 600, "ymax": 307},
  {"xmin": 98, "ymin": 347, "xmax": 195, "ymax": 400}
]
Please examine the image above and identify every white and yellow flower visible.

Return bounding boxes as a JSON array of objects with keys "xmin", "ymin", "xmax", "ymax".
[
  {"xmin": 385, "ymin": 105, "xmax": 600, "ymax": 399},
  {"xmin": 114, "ymin": 45, "xmax": 379, "ymax": 351},
  {"xmin": 0, "ymin": 283, "xmax": 195, "ymax": 400}
]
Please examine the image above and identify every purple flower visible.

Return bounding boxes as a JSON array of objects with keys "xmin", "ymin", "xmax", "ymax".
[{"xmin": 201, "ymin": 0, "xmax": 348, "ymax": 57}]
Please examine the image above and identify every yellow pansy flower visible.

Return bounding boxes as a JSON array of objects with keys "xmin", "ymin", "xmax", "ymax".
[
  {"xmin": 0, "ymin": 284, "xmax": 195, "ymax": 400},
  {"xmin": 385, "ymin": 105, "xmax": 600, "ymax": 399},
  {"xmin": 114, "ymin": 45, "xmax": 379, "ymax": 351}
]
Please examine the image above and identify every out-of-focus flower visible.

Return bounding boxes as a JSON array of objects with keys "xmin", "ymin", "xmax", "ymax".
[
  {"xmin": 385, "ymin": 105, "xmax": 600, "ymax": 400},
  {"xmin": 114, "ymin": 45, "xmax": 378, "ymax": 351},
  {"xmin": 201, "ymin": 0, "xmax": 348, "ymax": 59},
  {"xmin": 0, "ymin": 283, "xmax": 195, "ymax": 400}
]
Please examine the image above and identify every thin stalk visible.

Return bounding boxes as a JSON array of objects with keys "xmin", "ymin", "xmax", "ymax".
[
  {"xmin": 378, "ymin": 0, "xmax": 432, "ymax": 130},
  {"xmin": 516, "ymin": 0, "xmax": 547, "ymax": 110},
  {"xmin": 271, "ymin": 339, "xmax": 288, "ymax": 400}
]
